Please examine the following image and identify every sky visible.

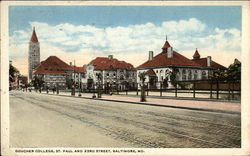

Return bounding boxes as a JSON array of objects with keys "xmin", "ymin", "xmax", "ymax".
[{"xmin": 9, "ymin": 6, "xmax": 242, "ymax": 76}]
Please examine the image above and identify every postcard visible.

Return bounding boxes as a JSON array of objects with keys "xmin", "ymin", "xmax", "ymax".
[{"xmin": 1, "ymin": 1, "xmax": 250, "ymax": 156}]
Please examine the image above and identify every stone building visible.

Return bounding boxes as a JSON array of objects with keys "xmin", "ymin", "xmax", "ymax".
[
  {"xmin": 33, "ymin": 56, "xmax": 85, "ymax": 89},
  {"xmin": 82, "ymin": 55, "xmax": 136, "ymax": 90},
  {"xmin": 136, "ymin": 37, "xmax": 226, "ymax": 88},
  {"xmin": 28, "ymin": 27, "xmax": 40, "ymax": 81}
]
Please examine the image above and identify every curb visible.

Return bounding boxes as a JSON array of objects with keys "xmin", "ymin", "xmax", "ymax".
[
  {"xmin": 108, "ymin": 94, "xmax": 241, "ymax": 103},
  {"xmin": 41, "ymin": 92, "xmax": 240, "ymax": 115}
]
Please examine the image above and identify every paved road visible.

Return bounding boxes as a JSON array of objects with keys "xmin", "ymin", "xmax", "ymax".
[{"xmin": 10, "ymin": 91, "xmax": 241, "ymax": 148}]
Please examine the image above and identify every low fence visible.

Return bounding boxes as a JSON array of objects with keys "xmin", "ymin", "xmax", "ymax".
[{"xmin": 78, "ymin": 80, "xmax": 240, "ymax": 101}]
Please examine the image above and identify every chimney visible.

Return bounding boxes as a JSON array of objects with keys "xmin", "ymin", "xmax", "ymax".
[
  {"xmin": 148, "ymin": 51, "xmax": 154, "ymax": 61},
  {"xmin": 108, "ymin": 55, "xmax": 113, "ymax": 59},
  {"xmin": 167, "ymin": 47, "xmax": 173, "ymax": 58},
  {"xmin": 207, "ymin": 56, "xmax": 211, "ymax": 67},
  {"xmin": 69, "ymin": 62, "xmax": 72, "ymax": 66}
]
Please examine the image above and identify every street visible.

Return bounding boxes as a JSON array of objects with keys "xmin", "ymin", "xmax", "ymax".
[{"xmin": 10, "ymin": 91, "xmax": 241, "ymax": 148}]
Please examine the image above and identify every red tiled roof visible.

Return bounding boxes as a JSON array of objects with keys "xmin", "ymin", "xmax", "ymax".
[
  {"xmin": 162, "ymin": 41, "xmax": 171, "ymax": 49},
  {"xmin": 192, "ymin": 58, "xmax": 226, "ymax": 69},
  {"xmin": 34, "ymin": 56, "xmax": 72, "ymax": 74},
  {"xmin": 137, "ymin": 51, "xmax": 202, "ymax": 69},
  {"xmin": 30, "ymin": 28, "xmax": 38, "ymax": 43},
  {"xmin": 147, "ymin": 69, "xmax": 156, "ymax": 76},
  {"xmin": 70, "ymin": 66, "xmax": 86, "ymax": 73},
  {"xmin": 89, "ymin": 57, "xmax": 135, "ymax": 70},
  {"xmin": 193, "ymin": 49, "xmax": 200, "ymax": 59}
]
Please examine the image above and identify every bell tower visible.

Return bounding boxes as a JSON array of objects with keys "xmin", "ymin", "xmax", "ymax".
[{"xmin": 28, "ymin": 27, "xmax": 40, "ymax": 81}]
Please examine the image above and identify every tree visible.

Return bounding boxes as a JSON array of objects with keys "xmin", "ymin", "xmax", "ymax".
[
  {"xmin": 211, "ymin": 59, "xmax": 240, "ymax": 82},
  {"xmin": 96, "ymin": 73, "xmax": 102, "ymax": 98},
  {"xmin": 66, "ymin": 78, "xmax": 74, "ymax": 89},
  {"xmin": 211, "ymin": 69, "xmax": 228, "ymax": 81},
  {"xmin": 30, "ymin": 76, "xmax": 44, "ymax": 90},
  {"xmin": 138, "ymin": 72, "xmax": 147, "ymax": 102},
  {"xmin": 9, "ymin": 63, "xmax": 19, "ymax": 82},
  {"xmin": 163, "ymin": 77, "xmax": 169, "ymax": 88},
  {"xmin": 227, "ymin": 59, "xmax": 241, "ymax": 81},
  {"xmin": 168, "ymin": 68, "xmax": 179, "ymax": 88}
]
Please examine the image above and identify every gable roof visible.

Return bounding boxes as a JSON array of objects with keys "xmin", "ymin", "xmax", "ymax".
[
  {"xmin": 30, "ymin": 28, "xmax": 39, "ymax": 43},
  {"xmin": 137, "ymin": 51, "xmax": 202, "ymax": 69},
  {"xmin": 89, "ymin": 57, "xmax": 135, "ymax": 70},
  {"xmin": 34, "ymin": 56, "xmax": 87, "ymax": 74},
  {"xmin": 147, "ymin": 69, "xmax": 156, "ymax": 76},
  {"xmin": 34, "ymin": 56, "xmax": 73, "ymax": 74},
  {"xmin": 192, "ymin": 58, "xmax": 227, "ymax": 70}
]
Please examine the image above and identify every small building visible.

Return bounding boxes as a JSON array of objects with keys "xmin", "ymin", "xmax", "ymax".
[
  {"xmin": 17, "ymin": 76, "xmax": 28, "ymax": 89},
  {"xmin": 82, "ymin": 55, "xmax": 137, "ymax": 90},
  {"xmin": 33, "ymin": 56, "xmax": 85, "ymax": 89},
  {"xmin": 10, "ymin": 75, "xmax": 28, "ymax": 90},
  {"xmin": 136, "ymin": 37, "xmax": 226, "ymax": 88}
]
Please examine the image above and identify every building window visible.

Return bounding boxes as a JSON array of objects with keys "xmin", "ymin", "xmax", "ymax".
[
  {"xmin": 188, "ymin": 70, "xmax": 192, "ymax": 80},
  {"xmin": 194, "ymin": 70, "xmax": 198, "ymax": 80},
  {"xmin": 202, "ymin": 71, "xmax": 207, "ymax": 79},
  {"xmin": 182, "ymin": 69, "xmax": 186, "ymax": 80}
]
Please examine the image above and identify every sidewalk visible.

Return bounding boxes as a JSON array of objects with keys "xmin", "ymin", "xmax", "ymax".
[{"xmin": 43, "ymin": 91, "xmax": 241, "ymax": 114}]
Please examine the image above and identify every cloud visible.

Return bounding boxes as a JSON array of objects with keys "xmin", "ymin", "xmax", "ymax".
[{"xmin": 9, "ymin": 18, "xmax": 241, "ymax": 76}]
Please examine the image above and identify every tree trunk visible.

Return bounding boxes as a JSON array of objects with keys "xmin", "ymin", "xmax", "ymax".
[{"xmin": 140, "ymin": 84, "xmax": 146, "ymax": 102}]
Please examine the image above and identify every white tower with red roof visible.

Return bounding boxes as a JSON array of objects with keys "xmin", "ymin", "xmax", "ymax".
[{"xmin": 28, "ymin": 27, "xmax": 40, "ymax": 81}]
